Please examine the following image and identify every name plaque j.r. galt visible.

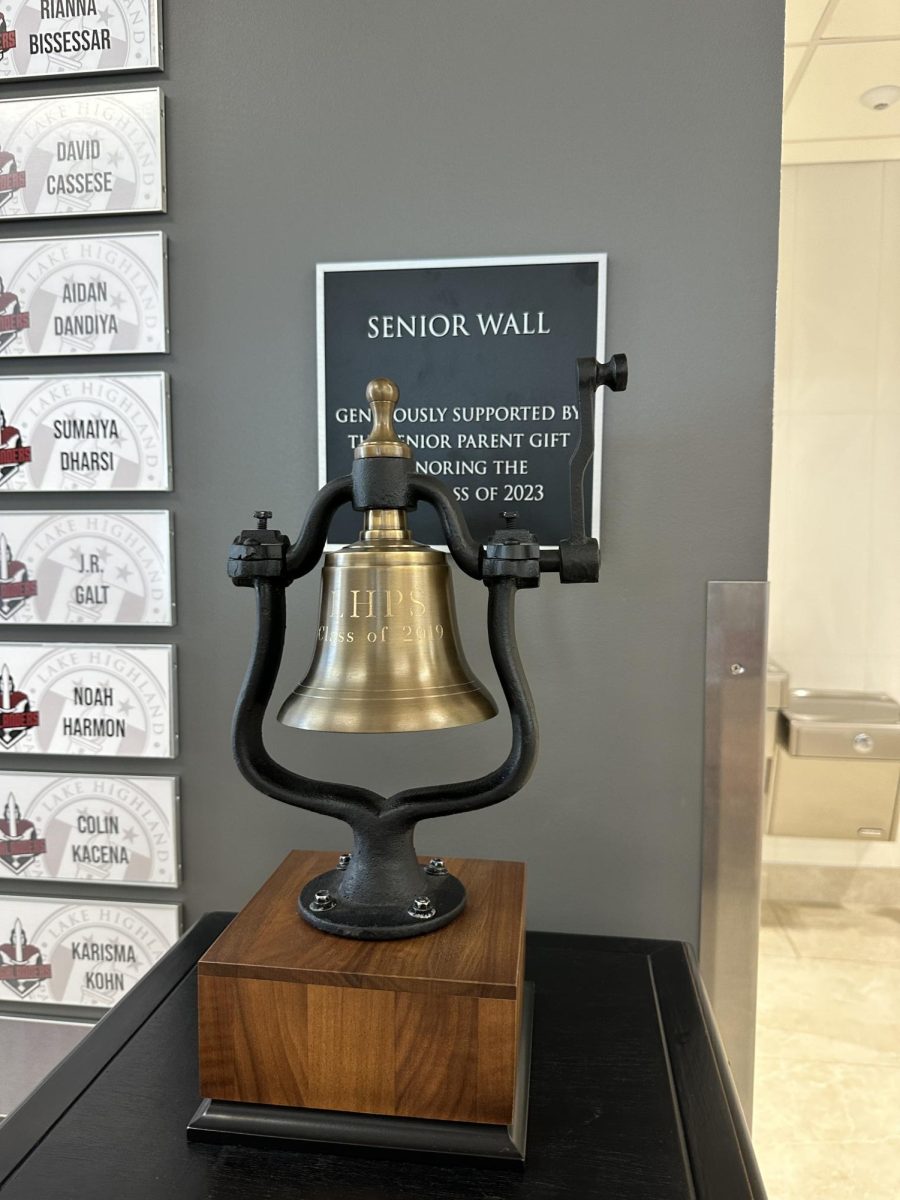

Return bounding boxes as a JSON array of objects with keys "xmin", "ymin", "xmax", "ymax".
[
  {"xmin": 0, "ymin": 895, "xmax": 179, "ymax": 1008},
  {"xmin": 0, "ymin": 772, "xmax": 179, "ymax": 886},
  {"xmin": 0, "ymin": 372, "xmax": 171, "ymax": 491},
  {"xmin": 0, "ymin": 1, "xmax": 163, "ymax": 81},
  {"xmin": 0, "ymin": 231, "xmax": 168, "ymax": 357},
  {"xmin": 0, "ymin": 510, "xmax": 173, "ymax": 626},
  {"xmin": 0, "ymin": 88, "xmax": 165, "ymax": 219},
  {"xmin": 0, "ymin": 642, "xmax": 176, "ymax": 757}
]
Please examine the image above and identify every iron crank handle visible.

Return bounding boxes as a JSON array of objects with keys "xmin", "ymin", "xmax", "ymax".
[{"xmin": 543, "ymin": 353, "xmax": 628, "ymax": 583}]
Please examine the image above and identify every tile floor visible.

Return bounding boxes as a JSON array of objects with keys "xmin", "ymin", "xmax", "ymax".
[{"xmin": 754, "ymin": 900, "xmax": 900, "ymax": 1198}]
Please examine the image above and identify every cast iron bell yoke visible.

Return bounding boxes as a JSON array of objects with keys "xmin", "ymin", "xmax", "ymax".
[{"xmin": 229, "ymin": 357, "xmax": 627, "ymax": 940}]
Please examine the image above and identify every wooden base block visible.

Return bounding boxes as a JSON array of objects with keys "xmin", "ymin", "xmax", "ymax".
[{"xmin": 198, "ymin": 850, "xmax": 527, "ymax": 1128}]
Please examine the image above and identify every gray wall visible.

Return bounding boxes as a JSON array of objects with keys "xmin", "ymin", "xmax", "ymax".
[{"xmin": 3, "ymin": 1, "xmax": 784, "ymax": 945}]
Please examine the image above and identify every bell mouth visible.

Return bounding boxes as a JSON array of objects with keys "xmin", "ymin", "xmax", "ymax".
[{"xmin": 277, "ymin": 679, "xmax": 497, "ymax": 734}]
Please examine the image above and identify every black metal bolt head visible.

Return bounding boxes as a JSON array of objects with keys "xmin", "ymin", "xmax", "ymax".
[
  {"xmin": 254, "ymin": 510, "xmax": 272, "ymax": 530},
  {"xmin": 501, "ymin": 511, "xmax": 519, "ymax": 528}
]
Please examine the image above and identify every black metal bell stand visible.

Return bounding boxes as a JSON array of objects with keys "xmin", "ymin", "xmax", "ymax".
[{"xmin": 228, "ymin": 355, "xmax": 627, "ymax": 939}]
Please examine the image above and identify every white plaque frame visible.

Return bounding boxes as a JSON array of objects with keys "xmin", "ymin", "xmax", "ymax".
[
  {"xmin": 0, "ymin": 642, "xmax": 177, "ymax": 757},
  {"xmin": 0, "ymin": 1, "xmax": 163, "ymax": 82},
  {"xmin": 0, "ymin": 372, "xmax": 171, "ymax": 492},
  {"xmin": 0, "ymin": 771, "xmax": 180, "ymax": 886},
  {"xmin": 0, "ymin": 895, "xmax": 180, "ymax": 1009},
  {"xmin": 0, "ymin": 88, "xmax": 165, "ymax": 219},
  {"xmin": 0, "ymin": 510, "xmax": 174, "ymax": 626},
  {"xmin": 0, "ymin": 231, "xmax": 168, "ymax": 357}
]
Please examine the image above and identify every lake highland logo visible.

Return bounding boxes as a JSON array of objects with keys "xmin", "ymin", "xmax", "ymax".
[
  {"xmin": 0, "ymin": 533, "xmax": 37, "ymax": 619},
  {"xmin": 0, "ymin": 409, "xmax": 32, "ymax": 485},
  {"xmin": 0, "ymin": 149, "xmax": 26, "ymax": 210},
  {"xmin": 0, "ymin": 15, "xmax": 16, "ymax": 58},
  {"xmin": 0, "ymin": 793, "xmax": 47, "ymax": 874},
  {"xmin": 0, "ymin": 277, "xmax": 29, "ymax": 352},
  {"xmin": 0, "ymin": 662, "xmax": 40, "ymax": 747},
  {"xmin": 0, "ymin": 918, "xmax": 51, "ymax": 997}
]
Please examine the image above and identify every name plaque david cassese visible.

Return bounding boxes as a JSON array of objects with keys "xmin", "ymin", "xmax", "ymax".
[
  {"xmin": 0, "ymin": 231, "xmax": 168, "ymax": 357},
  {"xmin": 0, "ymin": 771, "xmax": 179, "ymax": 886},
  {"xmin": 0, "ymin": 510, "xmax": 173, "ymax": 626},
  {"xmin": 0, "ymin": 88, "xmax": 165, "ymax": 219},
  {"xmin": 0, "ymin": 894, "xmax": 179, "ymax": 1008},
  {"xmin": 318, "ymin": 253, "xmax": 607, "ymax": 547},
  {"xmin": 0, "ymin": 1, "xmax": 162, "ymax": 81},
  {"xmin": 0, "ymin": 372, "xmax": 171, "ymax": 491},
  {"xmin": 0, "ymin": 642, "xmax": 176, "ymax": 757}
]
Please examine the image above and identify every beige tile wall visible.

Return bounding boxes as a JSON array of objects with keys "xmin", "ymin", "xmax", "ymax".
[{"xmin": 769, "ymin": 161, "xmax": 900, "ymax": 700}]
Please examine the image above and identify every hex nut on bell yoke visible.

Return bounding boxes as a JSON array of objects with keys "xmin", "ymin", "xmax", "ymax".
[{"xmin": 229, "ymin": 358, "xmax": 627, "ymax": 939}]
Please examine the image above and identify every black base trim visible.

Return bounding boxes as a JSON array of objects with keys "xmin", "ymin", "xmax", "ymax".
[{"xmin": 187, "ymin": 983, "xmax": 533, "ymax": 1164}]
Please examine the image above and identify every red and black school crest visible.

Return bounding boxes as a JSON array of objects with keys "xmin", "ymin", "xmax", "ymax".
[
  {"xmin": 0, "ymin": 919, "xmax": 51, "ymax": 999},
  {"xmin": 0, "ymin": 16, "xmax": 16, "ymax": 60},
  {"xmin": 0, "ymin": 664, "xmax": 39, "ymax": 749},
  {"xmin": 0, "ymin": 534, "xmax": 37, "ymax": 620},
  {"xmin": 0, "ymin": 278, "xmax": 29, "ymax": 353},
  {"xmin": 0, "ymin": 149, "xmax": 25, "ymax": 212},
  {"xmin": 0, "ymin": 409, "xmax": 32, "ymax": 485},
  {"xmin": 0, "ymin": 794, "xmax": 46, "ymax": 876}
]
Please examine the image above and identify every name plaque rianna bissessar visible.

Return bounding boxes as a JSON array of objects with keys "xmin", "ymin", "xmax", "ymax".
[
  {"xmin": 0, "ymin": 642, "xmax": 176, "ymax": 757},
  {"xmin": 0, "ymin": 1, "xmax": 162, "ymax": 81},
  {"xmin": 0, "ymin": 510, "xmax": 174, "ymax": 626},
  {"xmin": 0, "ymin": 895, "xmax": 179, "ymax": 1008},
  {"xmin": 0, "ymin": 88, "xmax": 165, "ymax": 218},
  {"xmin": 0, "ymin": 372, "xmax": 171, "ymax": 491},
  {"xmin": 0, "ymin": 231, "xmax": 168, "ymax": 357},
  {"xmin": 0, "ymin": 771, "xmax": 179, "ymax": 886}
]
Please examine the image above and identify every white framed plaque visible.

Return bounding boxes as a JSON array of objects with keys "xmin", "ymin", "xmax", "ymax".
[
  {"xmin": 0, "ymin": 642, "xmax": 176, "ymax": 757},
  {"xmin": 0, "ymin": 372, "xmax": 171, "ymax": 491},
  {"xmin": 0, "ymin": 895, "xmax": 180, "ymax": 1008},
  {"xmin": 0, "ymin": 771, "xmax": 179, "ymax": 886},
  {"xmin": 0, "ymin": 231, "xmax": 168, "ymax": 357},
  {"xmin": 0, "ymin": 88, "xmax": 165, "ymax": 219},
  {"xmin": 0, "ymin": 1, "xmax": 162, "ymax": 82},
  {"xmin": 0, "ymin": 510, "xmax": 174, "ymax": 626}
]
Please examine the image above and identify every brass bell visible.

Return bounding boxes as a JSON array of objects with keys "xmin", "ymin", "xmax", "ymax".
[{"xmin": 277, "ymin": 381, "xmax": 497, "ymax": 734}]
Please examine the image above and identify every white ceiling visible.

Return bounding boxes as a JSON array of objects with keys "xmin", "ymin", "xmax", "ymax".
[{"xmin": 784, "ymin": 0, "xmax": 900, "ymax": 163}]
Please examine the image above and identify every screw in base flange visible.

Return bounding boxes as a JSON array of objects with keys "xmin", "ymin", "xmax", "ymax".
[{"xmin": 298, "ymin": 867, "xmax": 465, "ymax": 940}]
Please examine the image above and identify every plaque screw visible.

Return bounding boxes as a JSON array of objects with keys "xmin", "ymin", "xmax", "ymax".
[
  {"xmin": 426, "ymin": 857, "xmax": 448, "ymax": 876},
  {"xmin": 254, "ymin": 510, "xmax": 272, "ymax": 530},
  {"xmin": 409, "ymin": 895, "xmax": 436, "ymax": 920},
  {"xmin": 337, "ymin": 852, "xmax": 352, "ymax": 869},
  {"xmin": 730, "ymin": 663, "xmax": 745, "ymax": 676},
  {"xmin": 310, "ymin": 889, "xmax": 336, "ymax": 912},
  {"xmin": 500, "ymin": 511, "xmax": 519, "ymax": 528}
]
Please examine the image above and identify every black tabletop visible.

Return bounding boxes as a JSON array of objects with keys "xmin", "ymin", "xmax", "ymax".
[{"xmin": 0, "ymin": 914, "xmax": 766, "ymax": 1200}]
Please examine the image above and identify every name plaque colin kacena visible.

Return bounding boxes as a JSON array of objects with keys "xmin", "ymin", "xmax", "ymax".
[
  {"xmin": 0, "ymin": 88, "xmax": 165, "ymax": 219},
  {"xmin": 318, "ymin": 254, "xmax": 606, "ymax": 547},
  {"xmin": 0, "ymin": 642, "xmax": 176, "ymax": 757},
  {"xmin": 0, "ymin": 895, "xmax": 179, "ymax": 1007},
  {"xmin": 0, "ymin": 772, "xmax": 179, "ymax": 886},
  {"xmin": 0, "ymin": 510, "xmax": 173, "ymax": 626},
  {"xmin": 0, "ymin": 1, "xmax": 162, "ymax": 81},
  {"xmin": 0, "ymin": 231, "xmax": 168, "ymax": 357}
]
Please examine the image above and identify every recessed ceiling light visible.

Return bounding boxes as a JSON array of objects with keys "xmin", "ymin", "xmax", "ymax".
[{"xmin": 860, "ymin": 84, "xmax": 900, "ymax": 112}]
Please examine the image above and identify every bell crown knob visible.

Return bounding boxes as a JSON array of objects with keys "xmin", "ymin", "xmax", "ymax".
[{"xmin": 354, "ymin": 378, "xmax": 411, "ymax": 460}]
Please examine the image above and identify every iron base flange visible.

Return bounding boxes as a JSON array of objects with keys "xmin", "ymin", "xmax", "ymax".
[{"xmin": 298, "ymin": 867, "xmax": 466, "ymax": 940}]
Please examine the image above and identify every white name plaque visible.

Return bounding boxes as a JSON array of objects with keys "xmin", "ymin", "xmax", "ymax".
[
  {"xmin": 0, "ymin": 88, "xmax": 165, "ymax": 219},
  {"xmin": 0, "ymin": 231, "xmax": 168, "ymax": 357},
  {"xmin": 0, "ymin": 895, "xmax": 179, "ymax": 1008},
  {"xmin": 0, "ymin": 642, "xmax": 176, "ymax": 757},
  {"xmin": 0, "ymin": 1, "xmax": 162, "ymax": 81},
  {"xmin": 0, "ymin": 510, "xmax": 173, "ymax": 626},
  {"xmin": 0, "ymin": 372, "xmax": 171, "ymax": 492},
  {"xmin": 0, "ymin": 771, "xmax": 179, "ymax": 886}
]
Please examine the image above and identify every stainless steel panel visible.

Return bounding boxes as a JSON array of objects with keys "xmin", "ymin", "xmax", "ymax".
[
  {"xmin": 700, "ymin": 580, "xmax": 768, "ymax": 1122},
  {"xmin": 766, "ymin": 660, "xmax": 788, "ymax": 709},
  {"xmin": 769, "ymin": 747, "xmax": 899, "ymax": 839},
  {"xmin": 781, "ymin": 690, "xmax": 900, "ymax": 759},
  {"xmin": 0, "ymin": 1014, "xmax": 92, "ymax": 1118}
]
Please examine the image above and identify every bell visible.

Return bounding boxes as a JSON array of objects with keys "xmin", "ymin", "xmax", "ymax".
[{"xmin": 278, "ymin": 509, "xmax": 497, "ymax": 733}]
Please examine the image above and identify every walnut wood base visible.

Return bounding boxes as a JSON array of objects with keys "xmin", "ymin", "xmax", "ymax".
[
  {"xmin": 197, "ymin": 850, "xmax": 528, "ymax": 1138},
  {"xmin": 188, "ymin": 983, "xmax": 532, "ymax": 1163}
]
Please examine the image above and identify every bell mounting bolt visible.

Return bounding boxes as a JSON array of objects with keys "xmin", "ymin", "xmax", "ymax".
[{"xmin": 229, "ymin": 356, "xmax": 627, "ymax": 939}]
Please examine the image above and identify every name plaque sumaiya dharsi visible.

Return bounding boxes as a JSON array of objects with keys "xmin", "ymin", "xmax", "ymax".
[
  {"xmin": 0, "ymin": 1, "xmax": 162, "ymax": 82},
  {"xmin": 0, "ymin": 771, "xmax": 179, "ymax": 886},
  {"xmin": 0, "ymin": 642, "xmax": 176, "ymax": 757},
  {"xmin": 0, "ymin": 895, "xmax": 179, "ymax": 1008},
  {"xmin": 0, "ymin": 510, "xmax": 173, "ymax": 626},
  {"xmin": 0, "ymin": 231, "xmax": 168, "ymax": 357},
  {"xmin": 0, "ymin": 372, "xmax": 170, "ymax": 492},
  {"xmin": 0, "ymin": 88, "xmax": 165, "ymax": 219}
]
